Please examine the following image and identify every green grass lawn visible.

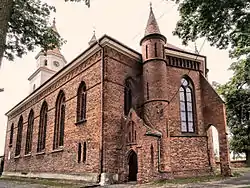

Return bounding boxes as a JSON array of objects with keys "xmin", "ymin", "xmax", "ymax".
[{"xmin": 0, "ymin": 176, "xmax": 97, "ymax": 188}]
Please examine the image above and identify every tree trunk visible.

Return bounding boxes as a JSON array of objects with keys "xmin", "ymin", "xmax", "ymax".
[
  {"xmin": 246, "ymin": 150, "xmax": 250, "ymax": 167},
  {"xmin": 0, "ymin": 0, "xmax": 13, "ymax": 67}
]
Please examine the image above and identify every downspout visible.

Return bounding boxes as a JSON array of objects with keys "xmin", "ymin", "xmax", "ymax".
[
  {"xmin": 157, "ymin": 118, "xmax": 170, "ymax": 173},
  {"xmin": 97, "ymin": 40, "xmax": 104, "ymax": 177}
]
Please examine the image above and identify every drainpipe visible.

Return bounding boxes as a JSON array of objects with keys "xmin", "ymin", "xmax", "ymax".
[{"xmin": 97, "ymin": 40, "xmax": 104, "ymax": 177}]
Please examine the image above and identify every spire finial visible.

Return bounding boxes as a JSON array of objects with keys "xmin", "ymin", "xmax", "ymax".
[
  {"xmin": 89, "ymin": 29, "xmax": 97, "ymax": 46},
  {"xmin": 52, "ymin": 17, "xmax": 58, "ymax": 33},
  {"xmin": 150, "ymin": 2, "xmax": 152, "ymax": 10}
]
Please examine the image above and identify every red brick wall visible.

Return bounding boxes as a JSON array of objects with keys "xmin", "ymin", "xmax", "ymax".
[
  {"xmin": 170, "ymin": 137, "xmax": 211, "ymax": 176},
  {"xmin": 102, "ymin": 46, "xmax": 141, "ymax": 174},
  {"xmin": 4, "ymin": 50, "xmax": 102, "ymax": 175}
]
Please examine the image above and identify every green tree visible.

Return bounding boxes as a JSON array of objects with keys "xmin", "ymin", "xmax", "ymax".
[
  {"xmin": 217, "ymin": 59, "xmax": 250, "ymax": 166},
  {"xmin": 0, "ymin": 0, "xmax": 89, "ymax": 66}
]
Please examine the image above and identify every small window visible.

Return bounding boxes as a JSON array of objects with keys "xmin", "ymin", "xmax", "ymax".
[
  {"xmin": 78, "ymin": 143, "xmax": 82, "ymax": 163},
  {"xmin": 154, "ymin": 43, "xmax": 157, "ymax": 57},
  {"xmin": 146, "ymin": 82, "xmax": 149, "ymax": 100},
  {"xmin": 44, "ymin": 60, "xmax": 48, "ymax": 66},
  {"xmin": 150, "ymin": 144, "xmax": 154, "ymax": 166},
  {"xmin": 162, "ymin": 45, "xmax": 164, "ymax": 57},
  {"xmin": 33, "ymin": 84, "xmax": 36, "ymax": 91},
  {"xmin": 83, "ymin": 142, "xmax": 87, "ymax": 163},
  {"xmin": 146, "ymin": 45, "xmax": 148, "ymax": 59}
]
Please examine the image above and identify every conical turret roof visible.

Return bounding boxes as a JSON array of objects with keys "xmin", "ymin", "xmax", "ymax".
[{"xmin": 144, "ymin": 4, "xmax": 161, "ymax": 36}]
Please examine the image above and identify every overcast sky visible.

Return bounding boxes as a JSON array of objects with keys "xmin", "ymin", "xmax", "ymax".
[{"xmin": 0, "ymin": 0, "xmax": 233, "ymax": 156}]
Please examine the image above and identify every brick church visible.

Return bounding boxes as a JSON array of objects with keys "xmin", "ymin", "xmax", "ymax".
[{"xmin": 3, "ymin": 6, "xmax": 231, "ymax": 185}]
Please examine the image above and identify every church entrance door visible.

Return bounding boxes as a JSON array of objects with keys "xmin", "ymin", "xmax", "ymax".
[{"xmin": 128, "ymin": 150, "xmax": 138, "ymax": 181}]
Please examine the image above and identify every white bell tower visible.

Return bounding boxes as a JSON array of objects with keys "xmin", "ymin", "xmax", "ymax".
[{"xmin": 28, "ymin": 19, "xmax": 67, "ymax": 93}]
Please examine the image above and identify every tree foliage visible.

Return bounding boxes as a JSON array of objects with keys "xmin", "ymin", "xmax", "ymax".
[
  {"xmin": 4, "ymin": 0, "xmax": 63, "ymax": 61},
  {"xmin": 174, "ymin": 0, "xmax": 250, "ymax": 52},
  {"xmin": 1, "ymin": 0, "xmax": 90, "ymax": 64}
]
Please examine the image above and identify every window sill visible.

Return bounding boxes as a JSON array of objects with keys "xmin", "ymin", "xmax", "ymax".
[
  {"xmin": 171, "ymin": 132, "xmax": 199, "ymax": 137},
  {"xmin": 24, "ymin": 153, "xmax": 31, "ymax": 157},
  {"xmin": 75, "ymin": 119, "xmax": 87, "ymax": 125},
  {"xmin": 51, "ymin": 148, "xmax": 64, "ymax": 154},
  {"xmin": 14, "ymin": 155, "xmax": 20, "ymax": 159},
  {"xmin": 126, "ymin": 142, "xmax": 137, "ymax": 146},
  {"xmin": 36, "ymin": 151, "xmax": 45, "ymax": 156}
]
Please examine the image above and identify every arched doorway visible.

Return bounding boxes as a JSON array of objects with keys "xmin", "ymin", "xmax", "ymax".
[
  {"xmin": 207, "ymin": 125, "xmax": 221, "ymax": 172},
  {"xmin": 128, "ymin": 150, "xmax": 138, "ymax": 181}
]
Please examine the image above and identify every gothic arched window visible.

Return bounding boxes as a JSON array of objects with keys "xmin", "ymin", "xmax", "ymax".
[
  {"xmin": 25, "ymin": 109, "xmax": 34, "ymax": 154},
  {"xmin": 53, "ymin": 91, "xmax": 66, "ymax": 149},
  {"xmin": 77, "ymin": 82, "xmax": 87, "ymax": 122},
  {"xmin": 15, "ymin": 116, "xmax": 23, "ymax": 156},
  {"xmin": 37, "ymin": 101, "xmax": 48, "ymax": 152},
  {"xmin": 124, "ymin": 79, "xmax": 132, "ymax": 116},
  {"xmin": 179, "ymin": 77, "xmax": 195, "ymax": 133},
  {"xmin": 9, "ymin": 123, "xmax": 14, "ymax": 147}
]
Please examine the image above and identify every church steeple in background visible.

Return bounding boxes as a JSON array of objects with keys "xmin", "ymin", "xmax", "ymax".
[{"xmin": 28, "ymin": 18, "xmax": 67, "ymax": 93}]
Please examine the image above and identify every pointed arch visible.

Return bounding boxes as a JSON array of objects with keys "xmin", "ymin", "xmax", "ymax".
[
  {"xmin": 25, "ymin": 109, "xmax": 34, "ymax": 154},
  {"xmin": 127, "ymin": 149, "xmax": 138, "ymax": 181},
  {"xmin": 77, "ymin": 81, "xmax": 87, "ymax": 122},
  {"xmin": 15, "ymin": 115, "xmax": 23, "ymax": 156},
  {"xmin": 53, "ymin": 90, "xmax": 66, "ymax": 149},
  {"xmin": 179, "ymin": 76, "xmax": 196, "ymax": 133},
  {"xmin": 124, "ymin": 78, "xmax": 132, "ymax": 116},
  {"xmin": 37, "ymin": 101, "xmax": 48, "ymax": 152}
]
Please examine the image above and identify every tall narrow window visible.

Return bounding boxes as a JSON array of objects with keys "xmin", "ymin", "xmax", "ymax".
[
  {"xmin": 150, "ymin": 144, "xmax": 154, "ymax": 167},
  {"xmin": 154, "ymin": 43, "xmax": 157, "ymax": 57},
  {"xmin": 146, "ymin": 45, "xmax": 148, "ymax": 59},
  {"xmin": 25, "ymin": 110, "xmax": 34, "ymax": 154},
  {"xmin": 15, "ymin": 116, "xmax": 23, "ymax": 156},
  {"xmin": 83, "ymin": 142, "xmax": 87, "ymax": 163},
  {"xmin": 9, "ymin": 123, "xmax": 14, "ymax": 147},
  {"xmin": 124, "ymin": 79, "xmax": 132, "ymax": 116},
  {"xmin": 179, "ymin": 77, "xmax": 195, "ymax": 133},
  {"xmin": 147, "ymin": 82, "xmax": 149, "ymax": 100},
  {"xmin": 77, "ymin": 82, "xmax": 87, "ymax": 122},
  {"xmin": 53, "ymin": 91, "xmax": 66, "ymax": 149},
  {"xmin": 162, "ymin": 45, "xmax": 164, "ymax": 57},
  {"xmin": 37, "ymin": 101, "xmax": 48, "ymax": 152},
  {"xmin": 78, "ymin": 143, "xmax": 82, "ymax": 163}
]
